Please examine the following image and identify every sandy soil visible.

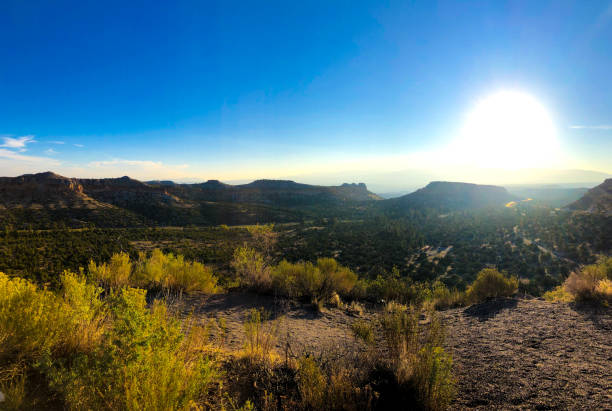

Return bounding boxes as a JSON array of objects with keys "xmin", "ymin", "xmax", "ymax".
[{"xmin": 183, "ymin": 293, "xmax": 611, "ymax": 410}]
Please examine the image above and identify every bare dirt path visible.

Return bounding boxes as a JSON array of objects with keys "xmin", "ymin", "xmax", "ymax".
[
  {"xmin": 181, "ymin": 292, "xmax": 374, "ymax": 357},
  {"xmin": 183, "ymin": 293, "xmax": 611, "ymax": 410}
]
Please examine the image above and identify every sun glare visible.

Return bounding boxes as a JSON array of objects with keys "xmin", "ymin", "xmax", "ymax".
[{"xmin": 456, "ymin": 90, "xmax": 559, "ymax": 169}]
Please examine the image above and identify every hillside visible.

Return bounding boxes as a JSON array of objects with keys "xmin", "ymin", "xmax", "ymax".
[
  {"xmin": 0, "ymin": 172, "xmax": 105, "ymax": 209},
  {"xmin": 0, "ymin": 172, "xmax": 380, "ymax": 227},
  {"xmin": 384, "ymin": 181, "xmax": 517, "ymax": 211},
  {"xmin": 568, "ymin": 178, "xmax": 612, "ymax": 215}
]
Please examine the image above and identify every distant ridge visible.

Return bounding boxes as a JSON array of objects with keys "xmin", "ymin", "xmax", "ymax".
[
  {"xmin": 567, "ymin": 178, "xmax": 612, "ymax": 215},
  {"xmin": 0, "ymin": 172, "xmax": 381, "ymax": 226},
  {"xmin": 384, "ymin": 181, "xmax": 517, "ymax": 211}
]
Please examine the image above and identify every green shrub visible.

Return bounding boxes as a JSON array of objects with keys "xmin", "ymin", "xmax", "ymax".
[
  {"xmin": 136, "ymin": 249, "xmax": 218, "ymax": 293},
  {"xmin": 90, "ymin": 249, "xmax": 218, "ymax": 294},
  {"xmin": 365, "ymin": 268, "xmax": 432, "ymax": 305},
  {"xmin": 88, "ymin": 251, "xmax": 132, "ymax": 289},
  {"xmin": 465, "ymin": 269, "xmax": 518, "ymax": 303},
  {"xmin": 271, "ymin": 258, "xmax": 357, "ymax": 307},
  {"xmin": 377, "ymin": 306, "xmax": 455, "ymax": 410},
  {"xmin": 351, "ymin": 319, "xmax": 374, "ymax": 345},
  {"xmin": 0, "ymin": 272, "xmax": 74, "ymax": 362},
  {"xmin": 46, "ymin": 287, "xmax": 218, "ymax": 410},
  {"xmin": 0, "ymin": 273, "xmax": 218, "ymax": 409},
  {"xmin": 432, "ymin": 281, "xmax": 466, "ymax": 310},
  {"xmin": 231, "ymin": 246, "xmax": 271, "ymax": 290}
]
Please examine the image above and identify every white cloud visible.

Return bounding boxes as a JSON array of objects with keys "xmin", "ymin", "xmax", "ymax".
[
  {"xmin": 50, "ymin": 140, "xmax": 65, "ymax": 144},
  {"xmin": 0, "ymin": 148, "xmax": 60, "ymax": 164},
  {"xmin": 569, "ymin": 125, "xmax": 612, "ymax": 130},
  {"xmin": 45, "ymin": 148, "xmax": 59, "ymax": 155},
  {"xmin": 73, "ymin": 143, "xmax": 84, "ymax": 148},
  {"xmin": 1, "ymin": 135, "xmax": 36, "ymax": 148}
]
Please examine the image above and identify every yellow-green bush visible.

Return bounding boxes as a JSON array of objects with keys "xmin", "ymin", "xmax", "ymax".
[
  {"xmin": 563, "ymin": 257, "xmax": 612, "ymax": 304},
  {"xmin": 135, "ymin": 249, "xmax": 218, "ymax": 293},
  {"xmin": 378, "ymin": 306, "xmax": 454, "ymax": 411},
  {"xmin": 88, "ymin": 251, "xmax": 132, "ymax": 289},
  {"xmin": 0, "ymin": 272, "xmax": 75, "ymax": 362},
  {"xmin": 0, "ymin": 272, "xmax": 218, "ymax": 410},
  {"xmin": 465, "ymin": 269, "xmax": 518, "ymax": 303},
  {"xmin": 231, "ymin": 246, "xmax": 271, "ymax": 290},
  {"xmin": 542, "ymin": 285, "xmax": 574, "ymax": 302},
  {"xmin": 271, "ymin": 258, "xmax": 357, "ymax": 308},
  {"xmin": 432, "ymin": 281, "xmax": 466, "ymax": 310},
  {"xmin": 45, "ymin": 287, "xmax": 218, "ymax": 410},
  {"xmin": 89, "ymin": 249, "xmax": 218, "ymax": 294}
]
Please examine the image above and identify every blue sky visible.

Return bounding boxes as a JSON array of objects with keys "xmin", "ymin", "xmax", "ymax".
[{"xmin": 1, "ymin": 0, "xmax": 611, "ymax": 188}]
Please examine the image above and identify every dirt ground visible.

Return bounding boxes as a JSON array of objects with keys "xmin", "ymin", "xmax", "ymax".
[
  {"xmin": 441, "ymin": 298, "xmax": 611, "ymax": 410},
  {"xmin": 183, "ymin": 292, "xmax": 611, "ymax": 410}
]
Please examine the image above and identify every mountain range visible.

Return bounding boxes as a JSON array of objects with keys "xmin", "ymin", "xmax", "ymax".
[{"xmin": 0, "ymin": 171, "xmax": 608, "ymax": 228}]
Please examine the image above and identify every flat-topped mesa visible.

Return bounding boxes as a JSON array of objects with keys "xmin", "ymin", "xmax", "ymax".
[
  {"xmin": 386, "ymin": 181, "xmax": 517, "ymax": 211},
  {"xmin": 0, "ymin": 172, "xmax": 94, "ymax": 208},
  {"xmin": 0, "ymin": 171, "xmax": 84, "ymax": 194},
  {"xmin": 196, "ymin": 179, "xmax": 230, "ymax": 190},
  {"xmin": 242, "ymin": 179, "xmax": 309, "ymax": 190}
]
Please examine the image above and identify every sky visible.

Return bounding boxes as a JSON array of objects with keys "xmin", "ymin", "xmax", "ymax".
[{"xmin": 1, "ymin": 0, "xmax": 611, "ymax": 191}]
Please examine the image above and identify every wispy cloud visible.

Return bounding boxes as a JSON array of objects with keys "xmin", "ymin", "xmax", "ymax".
[
  {"xmin": 45, "ymin": 148, "xmax": 59, "ymax": 155},
  {"xmin": 73, "ymin": 143, "xmax": 84, "ymax": 148},
  {"xmin": 569, "ymin": 125, "xmax": 612, "ymax": 130},
  {"xmin": 0, "ymin": 135, "xmax": 36, "ymax": 149},
  {"xmin": 0, "ymin": 148, "xmax": 60, "ymax": 164},
  {"xmin": 50, "ymin": 140, "xmax": 65, "ymax": 145}
]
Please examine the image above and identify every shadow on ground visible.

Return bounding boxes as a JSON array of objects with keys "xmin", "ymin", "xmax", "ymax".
[{"xmin": 463, "ymin": 298, "xmax": 518, "ymax": 322}]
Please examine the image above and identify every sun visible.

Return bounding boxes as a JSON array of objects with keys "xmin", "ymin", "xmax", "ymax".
[{"xmin": 456, "ymin": 90, "xmax": 559, "ymax": 169}]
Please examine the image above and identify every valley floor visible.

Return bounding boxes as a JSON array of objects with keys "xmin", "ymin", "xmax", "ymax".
[{"xmin": 182, "ymin": 293, "xmax": 611, "ymax": 410}]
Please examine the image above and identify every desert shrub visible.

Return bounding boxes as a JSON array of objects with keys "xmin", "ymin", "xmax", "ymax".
[
  {"xmin": 365, "ymin": 269, "xmax": 432, "ymax": 306},
  {"xmin": 0, "ymin": 272, "xmax": 75, "ymax": 362},
  {"xmin": 136, "ymin": 249, "xmax": 218, "ymax": 293},
  {"xmin": 432, "ymin": 282, "xmax": 466, "ymax": 310},
  {"xmin": 296, "ymin": 356, "xmax": 327, "ymax": 409},
  {"xmin": 88, "ymin": 251, "xmax": 132, "ymax": 289},
  {"xmin": 542, "ymin": 285, "xmax": 574, "ymax": 302},
  {"xmin": 0, "ymin": 273, "xmax": 218, "ymax": 409},
  {"xmin": 377, "ymin": 306, "xmax": 454, "ymax": 411},
  {"xmin": 231, "ymin": 246, "xmax": 271, "ymax": 290},
  {"xmin": 243, "ymin": 308, "xmax": 280, "ymax": 363},
  {"xmin": 563, "ymin": 258, "xmax": 612, "ymax": 304},
  {"xmin": 271, "ymin": 258, "xmax": 357, "ymax": 308},
  {"xmin": 46, "ymin": 287, "xmax": 218, "ymax": 410},
  {"xmin": 351, "ymin": 319, "xmax": 374, "ymax": 345},
  {"xmin": 90, "ymin": 249, "xmax": 218, "ymax": 294},
  {"xmin": 465, "ymin": 269, "xmax": 518, "ymax": 303}
]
